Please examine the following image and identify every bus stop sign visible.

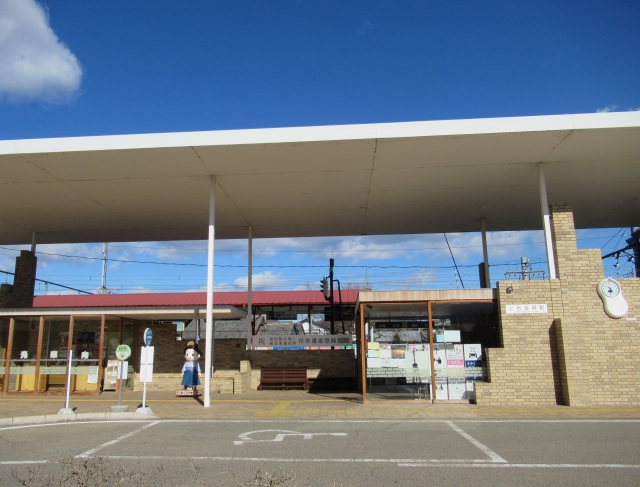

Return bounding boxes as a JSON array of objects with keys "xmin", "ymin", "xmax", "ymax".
[
  {"xmin": 115, "ymin": 344, "xmax": 131, "ymax": 361},
  {"xmin": 144, "ymin": 327, "xmax": 153, "ymax": 346}
]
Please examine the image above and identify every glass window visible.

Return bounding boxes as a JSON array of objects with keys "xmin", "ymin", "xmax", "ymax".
[
  {"xmin": 431, "ymin": 301, "xmax": 499, "ymax": 401},
  {"xmin": 362, "ymin": 301, "xmax": 499, "ymax": 402},
  {"xmin": 70, "ymin": 317, "xmax": 103, "ymax": 393},
  {"xmin": 0, "ymin": 319, "xmax": 9, "ymax": 392},
  {"xmin": 38, "ymin": 317, "xmax": 72, "ymax": 392},
  {"xmin": 364, "ymin": 303, "xmax": 431, "ymax": 401},
  {"xmin": 8, "ymin": 318, "xmax": 40, "ymax": 392},
  {"xmin": 123, "ymin": 320, "xmax": 136, "ymax": 390},
  {"xmin": 103, "ymin": 319, "xmax": 120, "ymax": 391}
]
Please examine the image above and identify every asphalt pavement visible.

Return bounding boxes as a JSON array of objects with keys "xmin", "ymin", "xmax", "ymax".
[{"xmin": 1, "ymin": 418, "xmax": 639, "ymax": 486}]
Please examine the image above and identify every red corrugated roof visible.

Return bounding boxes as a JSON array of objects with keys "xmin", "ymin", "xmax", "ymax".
[{"xmin": 32, "ymin": 290, "xmax": 360, "ymax": 308}]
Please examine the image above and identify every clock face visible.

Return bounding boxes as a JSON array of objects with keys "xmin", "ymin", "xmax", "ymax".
[{"xmin": 600, "ymin": 279, "xmax": 621, "ymax": 298}]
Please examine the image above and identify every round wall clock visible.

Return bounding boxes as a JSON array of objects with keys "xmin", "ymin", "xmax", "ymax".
[{"xmin": 597, "ymin": 278, "xmax": 629, "ymax": 319}]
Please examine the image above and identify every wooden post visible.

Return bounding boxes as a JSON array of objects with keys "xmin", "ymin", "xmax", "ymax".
[
  {"xmin": 34, "ymin": 316, "xmax": 44, "ymax": 395},
  {"xmin": 3, "ymin": 318, "xmax": 14, "ymax": 394}
]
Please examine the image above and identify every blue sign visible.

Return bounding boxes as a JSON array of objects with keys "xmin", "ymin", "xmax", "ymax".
[{"xmin": 144, "ymin": 327, "xmax": 153, "ymax": 346}]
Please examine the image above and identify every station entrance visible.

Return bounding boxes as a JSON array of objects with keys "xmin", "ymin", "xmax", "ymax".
[{"xmin": 355, "ymin": 290, "xmax": 499, "ymax": 402}]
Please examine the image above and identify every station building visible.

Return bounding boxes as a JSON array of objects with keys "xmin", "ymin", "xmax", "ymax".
[{"xmin": 0, "ymin": 112, "xmax": 638, "ymax": 406}]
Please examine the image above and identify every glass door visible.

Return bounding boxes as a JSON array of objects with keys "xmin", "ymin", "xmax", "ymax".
[{"xmin": 69, "ymin": 317, "xmax": 104, "ymax": 394}]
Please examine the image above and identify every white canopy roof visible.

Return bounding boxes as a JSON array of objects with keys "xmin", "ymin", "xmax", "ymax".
[{"xmin": 0, "ymin": 112, "xmax": 638, "ymax": 244}]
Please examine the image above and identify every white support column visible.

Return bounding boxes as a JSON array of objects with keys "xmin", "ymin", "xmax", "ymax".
[
  {"xmin": 538, "ymin": 164, "xmax": 557, "ymax": 279},
  {"xmin": 204, "ymin": 176, "xmax": 216, "ymax": 407},
  {"xmin": 481, "ymin": 219, "xmax": 491, "ymax": 288},
  {"xmin": 247, "ymin": 226, "xmax": 253, "ymax": 350}
]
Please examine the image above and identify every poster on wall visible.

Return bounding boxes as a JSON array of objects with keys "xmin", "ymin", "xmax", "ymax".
[
  {"xmin": 446, "ymin": 344, "xmax": 464, "ymax": 367},
  {"xmin": 405, "ymin": 346, "xmax": 431, "ymax": 374},
  {"xmin": 464, "ymin": 344, "xmax": 483, "ymax": 367},
  {"xmin": 448, "ymin": 378, "xmax": 466, "ymax": 400},
  {"xmin": 390, "ymin": 344, "xmax": 406, "ymax": 367},
  {"xmin": 104, "ymin": 360, "xmax": 118, "ymax": 391},
  {"xmin": 367, "ymin": 357, "xmax": 382, "ymax": 368},
  {"xmin": 443, "ymin": 330, "xmax": 461, "ymax": 343},
  {"xmin": 379, "ymin": 344, "xmax": 392, "ymax": 359},
  {"xmin": 435, "ymin": 378, "xmax": 449, "ymax": 399},
  {"xmin": 87, "ymin": 366, "xmax": 99, "ymax": 384},
  {"xmin": 433, "ymin": 343, "xmax": 447, "ymax": 369}
]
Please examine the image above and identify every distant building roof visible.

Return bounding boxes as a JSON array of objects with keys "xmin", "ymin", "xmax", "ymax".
[
  {"xmin": 257, "ymin": 322, "xmax": 305, "ymax": 335},
  {"xmin": 32, "ymin": 290, "xmax": 360, "ymax": 309},
  {"xmin": 182, "ymin": 317, "xmax": 267, "ymax": 340}
]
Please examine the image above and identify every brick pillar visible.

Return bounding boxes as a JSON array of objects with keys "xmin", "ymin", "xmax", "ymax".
[
  {"xmin": 549, "ymin": 204, "xmax": 578, "ymax": 279},
  {"xmin": 9, "ymin": 251, "xmax": 37, "ymax": 308}
]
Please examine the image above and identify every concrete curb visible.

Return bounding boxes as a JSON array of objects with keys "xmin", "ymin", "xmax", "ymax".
[{"xmin": 0, "ymin": 412, "xmax": 159, "ymax": 426}]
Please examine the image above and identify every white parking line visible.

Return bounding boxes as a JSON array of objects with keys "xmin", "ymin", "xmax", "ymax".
[
  {"xmin": 99, "ymin": 455, "xmax": 498, "ymax": 463},
  {"xmin": 399, "ymin": 463, "xmax": 640, "ymax": 468},
  {"xmin": 75, "ymin": 421, "xmax": 159, "ymax": 458},
  {"xmin": 85, "ymin": 456, "xmax": 640, "ymax": 469},
  {"xmin": 0, "ymin": 420, "xmax": 155, "ymax": 432},
  {"xmin": 445, "ymin": 421, "xmax": 507, "ymax": 463}
]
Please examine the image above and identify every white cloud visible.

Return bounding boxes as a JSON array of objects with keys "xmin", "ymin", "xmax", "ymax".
[
  {"xmin": 0, "ymin": 0, "xmax": 82, "ymax": 101},
  {"xmin": 596, "ymin": 105, "xmax": 617, "ymax": 113},
  {"xmin": 234, "ymin": 271, "xmax": 289, "ymax": 291}
]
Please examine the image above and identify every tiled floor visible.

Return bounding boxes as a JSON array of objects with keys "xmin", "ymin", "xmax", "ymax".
[{"xmin": 2, "ymin": 389, "xmax": 640, "ymax": 420}]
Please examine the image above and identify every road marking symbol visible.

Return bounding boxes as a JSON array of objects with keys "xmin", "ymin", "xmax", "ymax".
[
  {"xmin": 445, "ymin": 421, "xmax": 507, "ymax": 463},
  {"xmin": 234, "ymin": 429, "xmax": 347, "ymax": 445},
  {"xmin": 75, "ymin": 421, "xmax": 159, "ymax": 458}
]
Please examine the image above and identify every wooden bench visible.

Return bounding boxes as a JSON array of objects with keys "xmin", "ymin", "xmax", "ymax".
[{"xmin": 259, "ymin": 367, "xmax": 308, "ymax": 391}]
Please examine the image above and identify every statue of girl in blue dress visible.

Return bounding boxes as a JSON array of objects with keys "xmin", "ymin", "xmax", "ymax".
[{"xmin": 181, "ymin": 341, "xmax": 202, "ymax": 393}]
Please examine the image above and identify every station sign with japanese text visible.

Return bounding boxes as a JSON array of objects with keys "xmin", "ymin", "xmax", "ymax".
[{"xmin": 252, "ymin": 334, "xmax": 353, "ymax": 348}]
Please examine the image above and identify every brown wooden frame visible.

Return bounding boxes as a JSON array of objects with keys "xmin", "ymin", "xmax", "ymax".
[
  {"xmin": 2, "ymin": 318, "xmax": 14, "ymax": 394},
  {"xmin": 357, "ymin": 298, "xmax": 497, "ymax": 404}
]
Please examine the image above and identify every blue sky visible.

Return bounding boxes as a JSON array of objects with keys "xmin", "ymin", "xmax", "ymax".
[{"xmin": 0, "ymin": 1, "xmax": 638, "ymax": 294}]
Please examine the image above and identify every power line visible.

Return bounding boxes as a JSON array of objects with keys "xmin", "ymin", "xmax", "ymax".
[
  {"xmin": 3, "ymin": 232, "xmax": 620, "ymax": 255},
  {"xmin": 0, "ymin": 269, "xmax": 91, "ymax": 295}
]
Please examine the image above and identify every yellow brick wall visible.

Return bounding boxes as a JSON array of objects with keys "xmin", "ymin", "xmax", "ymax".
[
  {"xmin": 476, "ymin": 204, "xmax": 640, "ymax": 406},
  {"xmin": 133, "ymin": 336, "xmax": 356, "ymax": 393}
]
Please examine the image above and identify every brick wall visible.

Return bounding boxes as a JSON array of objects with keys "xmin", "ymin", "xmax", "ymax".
[
  {"xmin": 131, "ymin": 327, "xmax": 356, "ymax": 393},
  {"xmin": 0, "ymin": 251, "xmax": 37, "ymax": 309},
  {"xmin": 476, "ymin": 204, "xmax": 640, "ymax": 406}
]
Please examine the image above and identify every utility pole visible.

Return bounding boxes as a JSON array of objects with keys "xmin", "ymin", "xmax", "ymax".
[
  {"xmin": 631, "ymin": 227, "xmax": 640, "ymax": 278},
  {"xmin": 95, "ymin": 243, "xmax": 116, "ymax": 294},
  {"xmin": 329, "ymin": 258, "xmax": 335, "ymax": 335},
  {"xmin": 504, "ymin": 256, "xmax": 546, "ymax": 280},
  {"xmin": 521, "ymin": 256, "xmax": 529, "ymax": 280}
]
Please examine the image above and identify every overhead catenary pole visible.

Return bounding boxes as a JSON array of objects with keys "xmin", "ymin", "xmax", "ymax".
[
  {"xmin": 481, "ymin": 219, "xmax": 491, "ymax": 288},
  {"xmin": 247, "ymin": 226, "xmax": 253, "ymax": 350},
  {"xmin": 632, "ymin": 227, "xmax": 640, "ymax": 278},
  {"xmin": 538, "ymin": 163, "xmax": 557, "ymax": 279},
  {"xmin": 204, "ymin": 176, "xmax": 216, "ymax": 408}
]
